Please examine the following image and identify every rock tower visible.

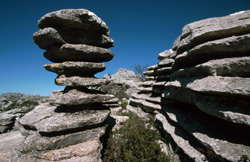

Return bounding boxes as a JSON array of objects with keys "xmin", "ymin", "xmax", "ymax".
[
  {"xmin": 128, "ymin": 10, "xmax": 250, "ymax": 161},
  {"xmin": 18, "ymin": 9, "xmax": 116, "ymax": 161}
]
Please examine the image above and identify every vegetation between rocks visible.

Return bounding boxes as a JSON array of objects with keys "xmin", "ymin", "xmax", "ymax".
[{"xmin": 103, "ymin": 112, "xmax": 170, "ymax": 162}]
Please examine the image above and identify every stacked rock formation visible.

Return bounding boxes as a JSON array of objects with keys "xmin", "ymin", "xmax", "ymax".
[
  {"xmin": 129, "ymin": 10, "xmax": 250, "ymax": 161},
  {"xmin": 127, "ymin": 50, "xmax": 175, "ymax": 118},
  {"xmin": 17, "ymin": 9, "xmax": 116, "ymax": 161}
]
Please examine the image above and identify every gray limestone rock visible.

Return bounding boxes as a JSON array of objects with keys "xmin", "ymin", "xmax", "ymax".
[
  {"xmin": 156, "ymin": 114, "xmax": 206, "ymax": 162},
  {"xmin": 152, "ymin": 81, "xmax": 166, "ymax": 94},
  {"xmin": 33, "ymin": 27, "xmax": 114, "ymax": 50},
  {"xmin": 43, "ymin": 61, "xmax": 105, "ymax": 76},
  {"xmin": 19, "ymin": 126, "xmax": 106, "ymax": 152},
  {"xmin": 157, "ymin": 49, "xmax": 174, "ymax": 60},
  {"xmin": 19, "ymin": 103, "xmax": 110, "ymax": 134},
  {"xmin": 49, "ymin": 88, "xmax": 116, "ymax": 106},
  {"xmin": 139, "ymin": 80, "xmax": 155, "ymax": 87},
  {"xmin": 158, "ymin": 58, "xmax": 175, "ymax": 68},
  {"xmin": 110, "ymin": 68, "xmax": 142, "ymax": 88},
  {"xmin": 0, "ymin": 131, "xmax": 25, "ymax": 162},
  {"xmin": 144, "ymin": 67, "xmax": 172, "ymax": 76},
  {"xmin": 163, "ymin": 85, "xmax": 250, "ymax": 125},
  {"xmin": 36, "ymin": 139, "xmax": 103, "ymax": 162},
  {"xmin": 130, "ymin": 97, "xmax": 161, "ymax": 113},
  {"xmin": 33, "ymin": 27, "xmax": 65, "ymax": 50},
  {"xmin": 176, "ymin": 10, "xmax": 250, "ymax": 54},
  {"xmin": 38, "ymin": 9, "xmax": 110, "ymax": 36},
  {"xmin": 44, "ymin": 43, "xmax": 114, "ymax": 63},
  {"xmin": 162, "ymin": 104, "xmax": 250, "ymax": 162},
  {"xmin": 55, "ymin": 75, "xmax": 109, "ymax": 87},
  {"xmin": 171, "ymin": 56, "xmax": 250, "ymax": 78},
  {"xmin": 174, "ymin": 33, "xmax": 250, "ymax": 69},
  {"xmin": 169, "ymin": 76, "xmax": 250, "ymax": 98},
  {"xmin": 0, "ymin": 113, "xmax": 16, "ymax": 133},
  {"xmin": 146, "ymin": 64, "xmax": 158, "ymax": 71}
]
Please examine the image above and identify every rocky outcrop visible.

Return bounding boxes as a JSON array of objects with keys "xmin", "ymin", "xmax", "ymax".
[
  {"xmin": 101, "ymin": 69, "xmax": 142, "ymax": 99},
  {"xmin": 0, "ymin": 9, "xmax": 116, "ymax": 162},
  {"xmin": 129, "ymin": 10, "xmax": 250, "ymax": 161},
  {"xmin": 0, "ymin": 93, "xmax": 48, "ymax": 134}
]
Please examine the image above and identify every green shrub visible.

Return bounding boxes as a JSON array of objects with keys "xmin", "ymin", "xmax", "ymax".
[
  {"xmin": 103, "ymin": 112, "xmax": 170, "ymax": 162},
  {"xmin": 115, "ymin": 90, "xmax": 129, "ymax": 100},
  {"xmin": 120, "ymin": 100, "xmax": 128, "ymax": 110}
]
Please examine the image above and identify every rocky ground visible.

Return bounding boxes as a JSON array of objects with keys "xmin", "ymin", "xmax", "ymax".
[{"xmin": 0, "ymin": 93, "xmax": 48, "ymax": 134}]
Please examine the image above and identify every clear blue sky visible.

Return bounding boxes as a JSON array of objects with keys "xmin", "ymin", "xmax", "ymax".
[{"xmin": 0, "ymin": 0, "xmax": 249, "ymax": 96}]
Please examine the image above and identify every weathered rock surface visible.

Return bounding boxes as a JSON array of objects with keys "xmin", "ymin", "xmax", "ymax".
[
  {"xmin": 0, "ymin": 93, "xmax": 48, "ymax": 134},
  {"xmin": 7, "ymin": 8, "xmax": 117, "ymax": 162},
  {"xmin": 44, "ymin": 43, "xmax": 114, "ymax": 63},
  {"xmin": 49, "ymin": 88, "xmax": 115, "ymax": 106},
  {"xmin": 129, "ymin": 10, "xmax": 250, "ymax": 162},
  {"xmin": 99, "ymin": 69, "xmax": 142, "ymax": 99},
  {"xmin": 55, "ymin": 76, "xmax": 109, "ymax": 87},
  {"xmin": 35, "ymin": 139, "xmax": 103, "ymax": 162},
  {"xmin": 110, "ymin": 68, "xmax": 142, "ymax": 88},
  {"xmin": 156, "ymin": 114, "xmax": 206, "ymax": 162},
  {"xmin": 20, "ymin": 126, "xmax": 106, "ymax": 152},
  {"xmin": 0, "ymin": 113, "xmax": 15, "ymax": 133},
  {"xmin": 0, "ymin": 131, "xmax": 25, "ymax": 162},
  {"xmin": 167, "ymin": 76, "xmax": 250, "ymax": 97},
  {"xmin": 163, "ymin": 85, "xmax": 250, "ymax": 125},
  {"xmin": 19, "ymin": 103, "xmax": 110, "ymax": 133},
  {"xmin": 171, "ymin": 56, "xmax": 250, "ymax": 78},
  {"xmin": 175, "ymin": 10, "xmax": 250, "ymax": 54},
  {"xmin": 38, "ymin": 9, "xmax": 110, "ymax": 36},
  {"xmin": 173, "ymin": 33, "xmax": 250, "ymax": 69},
  {"xmin": 43, "ymin": 61, "xmax": 105, "ymax": 76},
  {"xmin": 33, "ymin": 27, "xmax": 114, "ymax": 50},
  {"xmin": 162, "ymin": 103, "xmax": 250, "ymax": 162}
]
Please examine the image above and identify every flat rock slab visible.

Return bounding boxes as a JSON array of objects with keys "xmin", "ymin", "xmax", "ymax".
[
  {"xmin": 56, "ymin": 76, "xmax": 109, "ymax": 87},
  {"xmin": 176, "ymin": 10, "xmax": 250, "ymax": 54},
  {"xmin": 33, "ymin": 27, "xmax": 114, "ymax": 50},
  {"xmin": 171, "ymin": 56, "xmax": 250, "ymax": 78},
  {"xmin": 132, "ymin": 93, "xmax": 161, "ymax": 104},
  {"xmin": 169, "ymin": 76, "xmax": 250, "ymax": 98},
  {"xmin": 33, "ymin": 27, "xmax": 65, "ymax": 50},
  {"xmin": 139, "ymin": 80, "xmax": 155, "ymax": 87},
  {"xmin": 45, "ymin": 43, "xmax": 114, "ymax": 63},
  {"xmin": 19, "ymin": 103, "xmax": 110, "ymax": 134},
  {"xmin": 163, "ymin": 85, "xmax": 250, "ymax": 125},
  {"xmin": 38, "ymin": 9, "xmax": 110, "ymax": 36},
  {"xmin": 36, "ymin": 139, "xmax": 102, "ymax": 162},
  {"xmin": 43, "ymin": 61, "xmax": 105, "ymax": 76},
  {"xmin": 162, "ymin": 104, "xmax": 250, "ymax": 162},
  {"xmin": 49, "ymin": 88, "xmax": 115, "ymax": 106},
  {"xmin": 0, "ymin": 112, "xmax": 16, "ymax": 133},
  {"xmin": 0, "ymin": 131, "xmax": 25, "ymax": 162},
  {"xmin": 157, "ymin": 49, "xmax": 175, "ymax": 60},
  {"xmin": 144, "ymin": 67, "xmax": 172, "ymax": 76},
  {"xmin": 138, "ymin": 87, "xmax": 152, "ymax": 93},
  {"xmin": 174, "ymin": 33, "xmax": 250, "ymax": 69},
  {"xmin": 130, "ymin": 97, "xmax": 161, "ymax": 113},
  {"xmin": 147, "ymin": 64, "xmax": 158, "ymax": 71},
  {"xmin": 156, "ymin": 114, "xmax": 205, "ymax": 162},
  {"xmin": 19, "ymin": 126, "xmax": 106, "ymax": 152},
  {"xmin": 158, "ymin": 58, "xmax": 175, "ymax": 68}
]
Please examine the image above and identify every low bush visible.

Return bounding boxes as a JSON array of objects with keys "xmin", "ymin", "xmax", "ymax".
[{"xmin": 103, "ymin": 112, "xmax": 170, "ymax": 162}]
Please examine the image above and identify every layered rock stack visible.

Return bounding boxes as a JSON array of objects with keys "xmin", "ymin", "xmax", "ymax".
[
  {"xmin": 129, "ymin": 10, "xmax": 250, "ymax": 161},
  {"xmin": 17, "ymin": 9, "xmax": 116, "ymax": 161},
  {"xmin": 127, "ymin": 50, "xmax": 175, "ymax": 118}
]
